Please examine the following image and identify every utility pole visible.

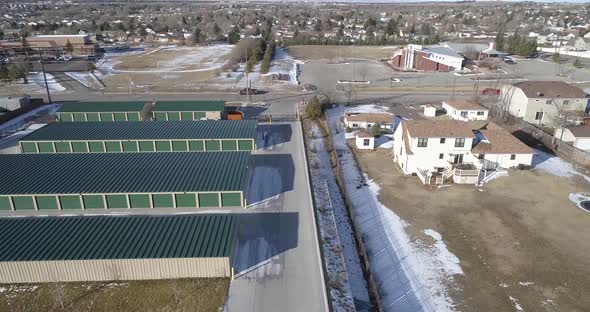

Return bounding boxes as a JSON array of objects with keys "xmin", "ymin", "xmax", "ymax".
[
  {"xmin": 38, "ymin": 49, "xmax": 52, "ymax": 104},
  {"xmin": 473, "ymin": 51, "xmax": 482, "ymax": 98}
]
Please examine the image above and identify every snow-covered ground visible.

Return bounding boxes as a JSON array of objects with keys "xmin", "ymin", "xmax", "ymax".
[
  {"xmin": 263, "ymin": 47, "xmax": 302, "ymax": 85},
  {"xmin": 28, "ymin": 72, "xmax": 66, "ymax": 92},
  {"xmin": 568, "ymin": 193, "xmax": 590, "ymax": 213},
  {"xmin": 532, "ymin": 149, "xmax": 590, "ymax": 182},
  {"xmin": 327, "ymin": 104, "xmax": 464, "ymax": 312},
  {"xmin": 306, "ymin": 122, "xmax": 368, "ymax": 311},
  {"xmin": 539, "ymin": 47, "xmax": 590, "ymax": 59}
]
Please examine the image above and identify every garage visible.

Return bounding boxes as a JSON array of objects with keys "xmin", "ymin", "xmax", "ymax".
[
  {"xmin": 19, "ymin": 120, "xmax": 257, "ymax": 153},
  {"xmin": 152, "ymin": 101, "xmax": 225, "ymax": 121},
  {"xmin": 0, "ymin": 214, "xmax": 237, "ymax": 283},
  {"xmin": 57, "ymin": 101, "xmax": 149, "ymax": 122},
  {"xmin": 0, "ymin": 152, "xmax": 251, "ymax": 212}
]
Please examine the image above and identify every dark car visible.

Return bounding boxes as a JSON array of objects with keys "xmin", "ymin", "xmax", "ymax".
[
  {"xmin": 239, "ymin": 88, "xmax": 264, "ymax": 95},
  {"xmin": 504, "ymin": 59, "xmax": 516, "ymax": 65}
]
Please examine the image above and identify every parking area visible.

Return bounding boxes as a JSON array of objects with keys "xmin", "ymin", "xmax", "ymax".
[{"xmin": 352, "ymin": 147, "xmax": 590, "ymax": 312}]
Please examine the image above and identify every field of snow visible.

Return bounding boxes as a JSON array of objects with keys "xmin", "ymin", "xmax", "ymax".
[
  {"xmin": 328, "ymin": 104, "xmax": 463, "ymax": 312},
  {"xmin": 540, "ymin": 47, "xmax": 590, "ymax": 59}
]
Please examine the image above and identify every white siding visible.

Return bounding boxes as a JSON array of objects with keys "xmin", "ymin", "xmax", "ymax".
[
  {"xmin": 442, "ymin": 102, "xmax": 489, "ymax": 121},
  {"xmin": 483, "ymin": 153, "xmax": 533, "ymax": 168},
  {"xmin": 355, "ymin": 136, "xmax": 374, "ymax": 150},
  {"xmin": 574, "ymin": 138, "xmax": 590, "ymax": 150}
]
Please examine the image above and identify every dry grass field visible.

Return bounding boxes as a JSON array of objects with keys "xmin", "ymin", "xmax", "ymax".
[
  {"xmin": 287, "ymin": 45, "xmax": 398, "ymax": 61},
  {"xmin": 353, "ymin": 148, "xmax": 590, "ymax": 312},
  {"xmin": 112, "ymin": 46, "xmax": 233, "ymax": 72},
  {"xmin": 0, "ymin": 278, "xmax": 229, "ymax": 312},
  {"xmin": 102, "ymin": 70, "xmax": 222, "ymax": 93}
]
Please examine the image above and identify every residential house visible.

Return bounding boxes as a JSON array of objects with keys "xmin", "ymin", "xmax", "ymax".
[
  {"xmin": 501, "ymin": 81, "xmax": 588, "ymax": 127},
  {"xmin": 389, "ymin": 44, "xmax": 464, "ymax": 72},
  {"xmin": 554, "ymin": 126, "xmax": 590, "ymax": 150},
  {"xmin": 566, "ymin": 37, "xmax": 590, "ymax": 51},
  {"xmin": 344, "ymin": 112, "xmax": 395, "ymax": 132},
  {"xmin": 442, "ymin": 100, "xmax": 489, "ymax": 121},
  {"xmin": 355, "ymin": 131, "xmax": 375, "ymax": 150},
  {"xmin": 392, "ymin": 120, "xmax": 534, "ymax": 185}
]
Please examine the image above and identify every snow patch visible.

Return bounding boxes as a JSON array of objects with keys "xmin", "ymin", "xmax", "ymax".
[
  {"xmin": 533, "ymin": 149, "xmax": 590, "ymax": 183},
  {"xmin": 509, "ymin": 296, "xmax": 524, "ymax": 312},
  {"xmin": 28, "ymin": 72, "xmax": 65, "ymax": 92}
]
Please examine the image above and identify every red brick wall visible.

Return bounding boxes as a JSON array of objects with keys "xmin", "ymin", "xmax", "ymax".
[{"xmin": 414, "ymin": 51, "xmax": 450, "ymax": 72}]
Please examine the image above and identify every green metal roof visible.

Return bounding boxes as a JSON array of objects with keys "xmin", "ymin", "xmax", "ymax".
[
  {"xmin": 21, "ymin": 120, "xmax": 257, "ymax": 141},
  {"xmin": 153, "ymin": 101, "xmax": 225, "ymax": 112},
  {"xmin": 0, "ymin": 214, "xmax": 236, "ymax": 261},
  {"xmin": 0, "ymin": 152, "xmax": 250, "ymax": 195},
  {"xmin": 58, "ymin": 101, "xmax": 147, "ymax": 112}
]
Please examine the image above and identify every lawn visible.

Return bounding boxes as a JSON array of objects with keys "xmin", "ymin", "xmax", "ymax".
[
  {"xmin": 352, "ymin": 148, "xmax": 590, "ymax": 312},
  {"xmin": 0, "ymin": 278, "xmax": 229, "ymax": 312}
]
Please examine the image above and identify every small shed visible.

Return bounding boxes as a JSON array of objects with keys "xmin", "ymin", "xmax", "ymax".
[
  {"xmin": 19, "ymin": 120, "xmax": 257, "ymax": 153},
  {"xmin": 153, "ymin": 101, "xmax": 225, "ymax": 121},
  {"xmin": 0, "ymin": 214, "xmax": 237, "ymax": 283},
  {"xmin": 355, "ymin": 130, "xmax": 374, "ymax": 150},
  {"xmin": 57, "ymin": 101, "xmax": 150, "ymax": 122}
]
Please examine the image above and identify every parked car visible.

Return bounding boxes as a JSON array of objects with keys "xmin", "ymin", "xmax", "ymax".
[
  {"xmin": 57, "ymin": 55, "xmax": 73, "ymax": 62},
  {"xmin": 481, "ymin": 88, "xmax": 500, "ymax": 95},
  {"xmin": 504, "ymin": 59, "xmax": 516, "ymax": 65},
  {"xmin": 238, "ymin": 88, "xmax": 264, "ymax": 95}
]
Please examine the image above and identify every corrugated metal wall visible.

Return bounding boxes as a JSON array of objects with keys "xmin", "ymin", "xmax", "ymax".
[{"xmin": 0, "ymin": 257, "xmax": 230, "ymax": 283}]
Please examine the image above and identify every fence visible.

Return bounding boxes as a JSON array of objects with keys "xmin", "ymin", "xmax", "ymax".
[{"xmin": 254, "ymin": 113, "xmax": 299, "ymax": 123}]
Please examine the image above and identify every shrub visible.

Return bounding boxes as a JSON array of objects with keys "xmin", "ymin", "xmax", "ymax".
[
  {"xmin": 371, "ymin": 122, "xmax": 382, "ymax": 137},
  {"xmin": 305, "ymin": 96, "xmax": 324, "ymax": 120},
  {"xmin": 345, "ymin": 126, "xmax": 352, "ymax": 133}
]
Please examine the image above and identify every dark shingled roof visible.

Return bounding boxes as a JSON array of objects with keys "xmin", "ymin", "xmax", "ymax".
[
  {"xmin": 0, "ymin": 214, "xmax": 236, "ymax": 261},
  {"xmin": 58, "ymin": 101, "xmax": 147, "ymax": 112},
  {"xmin": 21, "ymin": 120, "xmax": 257, "ymax": 141},
  {"xmin": 0, "ymin": 152, "xmax": 250, "ymax": 195},
  {"xmin": 154, "ymin": 101, "xmax": 225, "ymax": 112},
  {"xmin": 512, "ymin": 81, "xmax": 586, "ymax": 98}
]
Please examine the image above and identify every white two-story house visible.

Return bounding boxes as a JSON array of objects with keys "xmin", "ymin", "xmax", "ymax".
[
  {"xmin": 501, "ymin": 81, "xmax": 588, "ymax": 127},
  {"xmin": 343, "ymin": 113, "xmax": 395, "ymax": 132},
  {"xmin": 393, "ymin": 120, "xmax": 475, "ymax": 176},
  {"xmin": 442, "ymin": 100, "xmax": 489, "ymax": 121},
  {"xmin": 393, "ymin": 120, "xmax": 534, "ymax": 185}
]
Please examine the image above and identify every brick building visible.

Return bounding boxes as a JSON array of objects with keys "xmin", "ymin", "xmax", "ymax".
[{"xmin": 389, "ymin": 44, "xmax": 464, "ymax": 72}]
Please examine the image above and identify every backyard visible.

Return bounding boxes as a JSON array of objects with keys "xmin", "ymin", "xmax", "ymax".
[
  {"xmin": 0, "ymin": 278, "xmax": 229, "ymax": 312},
  {"xmin": 352, "ymin": 147, "xmax": 590, "ymax": 312}
]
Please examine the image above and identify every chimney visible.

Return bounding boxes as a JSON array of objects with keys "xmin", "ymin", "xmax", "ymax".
[{"xmin": 489, "ymin": 41, "xmax": 496, "ymax": 49}]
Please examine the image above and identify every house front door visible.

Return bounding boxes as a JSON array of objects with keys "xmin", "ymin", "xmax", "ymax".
[{"xmin": 453, "ymin": 154, "xmax": 463, "ymax": 164}]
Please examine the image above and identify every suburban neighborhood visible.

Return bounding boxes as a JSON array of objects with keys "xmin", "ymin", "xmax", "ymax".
[{"xmin": 0, "ymin": 1, "xmax": 589, "ymax": 312}]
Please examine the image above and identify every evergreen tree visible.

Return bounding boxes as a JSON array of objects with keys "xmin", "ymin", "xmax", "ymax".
[
  {"xmin": 64, "ymin": 40, "xmax": 74, "ymax": 54},
  {"xmin": 192, "ymin": 28, "xmax": 202, "ymax": 45},
  {"xmin": 228, "ymin": 25, "xmax": 240, "ymax": 44},
  {"xmin": 0, "ymin": 64, "xmax": 8, "ymax": 80}
]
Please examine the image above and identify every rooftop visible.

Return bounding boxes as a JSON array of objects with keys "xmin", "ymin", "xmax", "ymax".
[
  {"xmin": 403, "ymin": 119, "xmax": 474, "ymax": 138},
  {"xmin": 444, "ymin": 100, "xmax": 488, "ymax": 111},
  {"xmin": 345, "ymin": 112, "xmax": 394, "ymax": 124},
  {"xmin": 0, "ymin": 152, "xmax": 250, "ymax": 195},
  {"xmin": 58, "ymin": 101, "xmax": 148, "ymax": 113},
  {"xmin": 0, "ymin": 214, "xmax": 236, "ymax": 261},
  {"xmin": 472, "ymin": 129, "xmax": 533, "ymax": 154},
  {"xmin": 512, "ymin": 81, "xmax": 587, "ymax": 98},
  {"xmin": 154, "ymin": 101, "xmax": 225, "ymax": 112},
  {"xmin": 568, "ymin": 125, "xmax": 590, "ymax": 137},
  {"xmin": 21, "ymin": 120, "xmax": 257, "ymax": 141}
]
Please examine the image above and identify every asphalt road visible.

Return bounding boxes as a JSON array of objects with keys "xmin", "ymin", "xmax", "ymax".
[{"xmin": 226, "ymin": 122, "xmax": 329, "ymax": 312}]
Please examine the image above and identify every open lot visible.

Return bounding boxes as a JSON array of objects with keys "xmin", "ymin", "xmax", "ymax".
[
  {"xmin": 352, "ymin": 148, "xmax": 590, "ymax": 312},
  {"xmin": 287, "ymin": 45, "xmax": 397, "ymax": 61},
  {"xmin": 0, "ymin": 278, "xmax": 229, "ymax": 312},
  {"xmin": 112, "ymin": 46, "xmax": 233, "ymax": 72}
]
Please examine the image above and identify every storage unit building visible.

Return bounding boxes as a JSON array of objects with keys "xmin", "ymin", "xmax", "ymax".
[
  {"xmin": 0, "ymin": 152, "xmax": 250, "ymax": 212},
  {"xmin": 19, "ymin": 120, "xmax": 257, "ymax": 153},
  {"xmin": 153, "ymin": 101, "xmax": 225, "ymax": 121},
  {"xmin": 57, "ymin": 101, "xmax": 148, "ymax": 122},
  {"xmin": 0, "ymin": 214, "xmax": 237, "ymax": 283}
]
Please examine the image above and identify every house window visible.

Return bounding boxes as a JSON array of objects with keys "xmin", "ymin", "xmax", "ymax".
[
  {"xmin": 363, "ymin": 139, "xmax": 370, "ymax": 146},
  {"xmin": 545, "ymin": 100, "xmax": 551, "ymax": 105},
  {"xmin": 535, "ymin": 112, "xmax": 544, "ymax": 120},
  {"xmin": 563, "ymin": 100, "xmax": 569, "ymax": 105},
  {"xmin": 510, "ymin": 154, "xmax": 516, "ymax": 160},
  {"xmin": 440, "ymin": 138, "xmax": 446, "ymax": 144},
  {"xmin": 460, "ymin": 111, "xmax": 468, "ymax": 118},
  {"xmin": 478, "ymin": 154, "xmax": 484, "ymax": 159},
  {"xmin": 417, "ymin": 138, "xmax": 428, "ymax": 147},
  {"xmin": 454, "ymin": 138, "xmax": 465, "ymax": 147},
  {"xmin": 439, "ymin": 153, "xmax": 444, "ymax": 159},
  {"xmin": 367, "ymin": 123, "xmax": 373, "ymax": 128},
  {"xmin": 477, "ymin": 111, "xmax": 484, "ymax": 116},
  {"xmin": 352, "ymin": 123, "xmax": 359, "ymax": 128}
]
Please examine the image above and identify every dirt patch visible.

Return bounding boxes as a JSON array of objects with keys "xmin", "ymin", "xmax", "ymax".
[
  {"xmin": 287, "ymin": 45, "xmax": 397, "ymax": 61},
  {"xmin": 102, "ymin": 70, "xmax": 222, "ymax": 93},
  {"xmin": 353, "ymin": 148, "xmax": 590, "ymax": 312},
  {"xmin": 0, "ymin": 278, "xmax": 229, "ymax": 312}
]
